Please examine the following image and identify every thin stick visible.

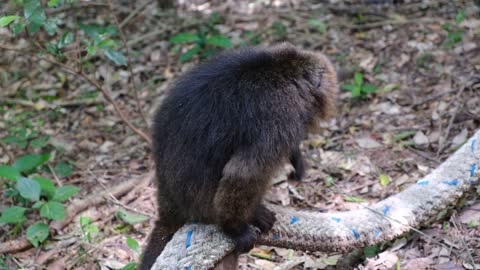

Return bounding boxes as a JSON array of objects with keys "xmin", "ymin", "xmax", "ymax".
[
  {"xmin": 0, "ymin": 45, "xmax": 152, "ymax": 146},
  {"xmin": 48, "ymin": 164, "xmax": 63, "ymax": 187},
  {"xmin": 119, "ymin": 0, "xmax": 155, "ymax": 28},
  {"xmin": 437, "ymin": 83, "xmax": 467, "ymax": 156},
  {"xmin": 450, "ymin": 215, "xmax": 477, "ymax": 270},
  {"xmin": 89, "ymin": 170, "xmax": 154, "ymax": 218},
  {"xmin": 107, "ymin": 0, "xmax": 149, "ymax": 128}
]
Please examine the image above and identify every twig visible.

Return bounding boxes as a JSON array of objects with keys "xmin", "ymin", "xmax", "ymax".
[
  {"xmin": 107, "ymin": 0, "xmax": 149, "ymax": 129},
  {"xmin": 436, "ymin": 83, "xmax": 467, "ymax": 156},
  {"xmin": 119, "ymin": 0, "xmax": 155, "ymax": 28},
  {"xmin": 450, "ymin": 215, "xmax": 477, "ymax": 270},
  {"xmin": 48, "ymin": 164, "xmax": 63, "ymax": 187},
  {"xmin": 0, "ymin": 45, "xmax": 152, "ymax": 146},
  {"xmin": 50, "ymin": 172, "xmax": 153, "ymax": 231},
  {"xmin": 89, "ymin": 170, "xmax": 154, "ymax": 218},
  {"xmin": 0, "ymin": 97, "xmax": 100, "ymax": 108}
]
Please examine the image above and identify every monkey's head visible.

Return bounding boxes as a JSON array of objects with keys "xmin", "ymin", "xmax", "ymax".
[{"xmin": 267, "ymin": 43, "xmax": 339, "ymax": 133}]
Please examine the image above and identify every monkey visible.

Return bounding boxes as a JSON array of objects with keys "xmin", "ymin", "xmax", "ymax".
[{"xmin": 140, "ymin": 43, "xmax": 338, "ymax": 270}]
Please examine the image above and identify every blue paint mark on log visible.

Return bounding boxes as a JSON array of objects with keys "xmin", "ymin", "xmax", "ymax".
[
  {"xmin": 383, "ymin": 206, "xmax": 391, "ymax": 216},
  {"xmin": 417, "ymin": 180, "xmax": 429, "ymax": 185},
  {"xmin": 290, "ymin": 216, "xmax": 299, "ymax": 224},
  {"xmin": 442, "ymin": 179, "xmax": 458, "ymax": 186},
  {"xmin": 472, "ymin": 139, "xmax": 477, "ymax": 153},
  {"xmin": 186, "ymin": 230, "xmax": 193, "ymax": 249},
  {"xmin": 471, "ymin": 164, "xmax": 477, "ymax": 177},
  {"xmin": 331, "ymin": 217, "xmax": 341, "ymax": 223},
  {"xmin": 374, "ymin": 229, "xmax": 382, "ymax": 237},
  {"xmin": 352, "ymin": 229, "xmax": 360, "ymax": 239}
]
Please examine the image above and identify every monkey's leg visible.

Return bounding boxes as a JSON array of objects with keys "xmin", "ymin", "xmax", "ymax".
[
  {"xmin": 214, "ymin": 153, "xmax": 278, "ymax": 253},
  {"xmin": 139, "ymin": 219, "xmax": 181, "ymax": 270},
  {"xmin": 289, "ymin": 146, "xmax": 305, "ymax": 181}
]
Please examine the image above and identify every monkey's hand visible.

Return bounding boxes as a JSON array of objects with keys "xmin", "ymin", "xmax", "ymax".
[{"xmin": 252, "ymin": 204, "xmax": 276, "ymax": 233}]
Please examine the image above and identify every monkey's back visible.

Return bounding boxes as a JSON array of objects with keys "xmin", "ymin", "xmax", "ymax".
[{"xmin": 152, "ymin": 47, "xmax": 309, "ymax": 223}]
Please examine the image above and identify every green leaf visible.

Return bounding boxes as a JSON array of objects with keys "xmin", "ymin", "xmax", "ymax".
[
  {"xmin": 180, "ymin": 45, "xmax": 201, "ymax": 63},
  {"xmin": 468, "ymin": 219, "xmax": 479, "ymax": 228},
  {"xmin": 308, "ymin": 19, "xmax": 327, "ymax": 33},
  {"xmin": 382, "ymin": 84, "xmax": 400, "ymax": 93},
  {"xmin": 2, "ymin": 135, "xmax": 27, "ymax": 149},
  {"xmin": 48, "ymin": 0, "xmax": 61, "ymax": 7},
  {"xmin": 52, "ymin": 185, "xmax": 80, "ymax": 202},
  {"xmin": 43, "ymin": 18, "xmax": 59, "ymax": 35},
  {"xmin": 120, "ymin": 262, "xmax": 137, "ymax": 270},
  {"xmin": 351, "ymin": 86, "xmax": 361, "ymax": 98},
  {"xmin": 27, "ymin": 23, "xmax": 42, "ymax": 35},
  {"xmin": 16, "ymin": 177, "xmax": 41, "ymax": 201},
  {"xmin": 379, "ymin": 174, "xmax": 390, "ymax": 186},
  {"xmin": 344, "ymin": 196, "xmax": 366, "ymax": 203},
  {"xmin": 32, "ymin": 176, "xmax": 56, "ymax": 199},
  {"xmin": 455, "ymin": 10, "xmax": 465, "ymax": 24},
  {"xmin": 169, "ymin": 32, "xmax": 200, "ymax": 44},
  {"xmin": 354, "ymin": 72, "xmax": 363, "ymax": 86},
  {"xmin": 394, "ymin": 131, "xmax": 416, "ymax": 142},
  {"xmin": 32, "ymin": 201, "xmax": 45, "ymax": 209},
  {"xmin": 13, "ymin": 153, "xmax": 50, "ymax": 172},
  {"xmin": 205, "ymin": 35, "xmax": 232, "ymax": 48},
  {"xmin": 87, "ymin": 45, "xmax": 97, "ymax": 55},
  {"xmin": 341, "ymin": 84, "xmax": 357, "ymax": 92},
  {"xmin": 104, "ymin": 49, "xmax": 127, "ymax": 66},
  {"xmin": 363, "ymin": 245, "xmax": 380, "ymax": 258},
  {"xmin": 40, "ymin": 201, "xmax": 65, "ymax": 220},
  {"xmin": 0, "ymin": 206, "xmax": 27, "ymax": 224},
  {"xmin": 97, "ymin": 38, "xmax": 116, "ymax": 49},
  {"xmin": 126, "ymin": 236, "xmax": 139, "ymax": 253},
  {"xmin": 31, "ymin": 135, "xmax": 50, "ymax": 149},
  {"xmin": 27, "ymin": 222, "xmax": 49, "ymax": 247},
  {"xmin": 54, "ymin": 162, "xmax": 73, "ymax": 177},
  {"xmin": 115, "ymin": 210, "xmax": 147, "ymax": 225},
  {"xmin": 24, "ymin": 0, "xmax": 46, "ymax": 25},
  {"xmin": 0, "ymin": 165, "xmax": 20, "ymax": 181},
  {"xmin": 0, "ymin": 16, "xmax": 21, "ymax": 27},
  {"xmin": 80, "ymin": 216, "xmax": 92, "ymax": 228},
  {"xmin": 57, "ymin": 31, "xmax": 74, "ymax": 48},
  {"xmin": 11, "ymin": 21, "xmax": 27, "ymax": 36},
  {"xmin": 362, "ymin": 83, "xmax": 377, "ymax": 93}
]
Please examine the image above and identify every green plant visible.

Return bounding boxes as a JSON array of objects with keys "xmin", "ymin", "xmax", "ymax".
[
  {"xmin": 342, "ymin": 72, "xmax": 377, "ymax": 98},
  {"xmin": 169, "ymin": 12, "xmax": 232, "ymax": 62},
  {"xmin": 0, "ymin": 153, "xmax": 80, "ymax": 247},
  {"xmin": 0, "ymin": 0, "xmax": 126, "ymax": 66},
  {"xmin": 80, "ymin": 216, "xmax": 99, "ymax": 243},
  {"xmin": 308, "ymin": 19, "xmax": 327, "ymax": 34},
  {"xmin": 1, "ymin": 110, "xmax": 74, "ymax": 177},
  {"xmin": 442, "ymin": 10, "xmax": 465, "ymax": 49}
]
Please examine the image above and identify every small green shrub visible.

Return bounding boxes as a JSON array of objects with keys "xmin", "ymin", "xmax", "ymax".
[
  {"xmin": 442, "ymin": 10, "xmax": 465, "ymax": 49},
  {"xmin": 169, "ymin": 12, "xmax": 232, "ymax": 62},
  {"xmin": 0, "ymin": 154, "xmax": 80, "ymax": 247},
  {"xmin": 342, "ymin": 72, "xmax": 377, "ymax": 98}
]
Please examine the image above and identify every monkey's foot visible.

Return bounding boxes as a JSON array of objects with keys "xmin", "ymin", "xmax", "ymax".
[
  {"xmin": 252, "ymin": 205, "xmax": 276, "ymax": 233},
  {"xmin": 224, "ymin": 224, "xmax": 257, "ymax": 253}
]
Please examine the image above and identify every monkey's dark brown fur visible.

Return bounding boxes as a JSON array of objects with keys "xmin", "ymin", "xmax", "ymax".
[{"xmin": 140, "ymin": 43, "xmax": 338, "ymax": 270}]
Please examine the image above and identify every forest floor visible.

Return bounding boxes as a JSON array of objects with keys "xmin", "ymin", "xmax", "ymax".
[{"xmin": 1, "ymin": 0, "xmax": 480, "ymax": 269}]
